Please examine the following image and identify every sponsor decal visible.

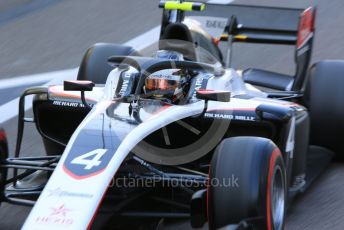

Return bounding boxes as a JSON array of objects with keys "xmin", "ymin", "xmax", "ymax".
[
  {"xmin": 51, "ymin": 204, "xmax": 71, "ymax": 217},
  {"xmin": 119, "ymin": 77, "xmax": 130, "ymax": 96},
  {"xmin": 35, "ymin": 204, "xmax": 73, "ymax": 226},
  {"xmin": 116, "ymin": 71, "xmax": 136, "ymax": 97},
  {"xmin": 205, "ymin": 112, "xmax": 255, "ymax": 121},
  {"xmin": 47, "ymin": 187, "xmax": 93, "ymax": 199},
  {"xmin": 52, "ymin": 100, "xmax": 94, "ymax": 108},
  {"xmin": 206, "ymin": 19, "xmax": 226, "ymax": 29},
  {"xmin": 192, "ymin": 74, "xmax": 211, "ymax": 97},
  {"xmin": 194, "ymin": 76, "xmax": 203, "ymax": 91},
  {"xmin": 52, "ymin": 100, "xmax": 83, "ymax": 107}
]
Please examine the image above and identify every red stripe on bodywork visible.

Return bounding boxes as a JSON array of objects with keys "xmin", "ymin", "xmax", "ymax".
[
  {"xmin": 207, "ymin": 107, "xmax": 256, "ymax": 112},
  {"xmin": 62, "ymin": 164, "xmax": 106, "ymax": 180},
  {"xmin": 86, "ymin": 182, "xmax": 111, "ymax": 230}
]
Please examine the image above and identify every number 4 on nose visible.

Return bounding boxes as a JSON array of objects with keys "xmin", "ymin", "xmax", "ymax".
[{"xmin": 71, "ymin": 149, "xmax": 107, "ymax": 170}]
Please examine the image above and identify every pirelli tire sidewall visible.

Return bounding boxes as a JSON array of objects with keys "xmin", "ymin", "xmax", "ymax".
[{"xmin": 207, "ymin": 136, "xmax": 286, "ymax": 230}]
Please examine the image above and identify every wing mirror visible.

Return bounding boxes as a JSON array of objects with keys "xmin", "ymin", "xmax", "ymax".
[
  {"xmin": 64, "ymin": 80, "xmax": 95, "ymax": 109},
  {"xmin": 64, "ymin": 80, "xmax": 94, "ymax": 91},
  {"xmin": 196, "ymin": 90, "xmax": 231, "ymax": 116},
  {"xmin": 196, "ymin": 89, "xmax": 230, "ymax": 102}
]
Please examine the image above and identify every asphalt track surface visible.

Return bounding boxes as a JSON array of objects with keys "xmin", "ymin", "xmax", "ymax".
[{"xmin": 1, "ymin": 0, "xmax": 344, "ymax": 229}]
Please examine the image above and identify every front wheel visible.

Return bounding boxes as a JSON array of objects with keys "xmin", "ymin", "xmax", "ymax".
[{"xmin": 208, "ymin": 137, "xmax": 287, "ymax": 230}]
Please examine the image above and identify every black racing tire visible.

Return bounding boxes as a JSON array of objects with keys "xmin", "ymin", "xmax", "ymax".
[
  {"xmin": 77, "ymin": 43, "xmax": 139, "ymax": 84},
  {"xmin": 304, "ymin": 60, "xmax": 344, "ymax": 157},
  {"xmin": 208, "ymin": 137, "xmax": 286, "ymax": 230}
]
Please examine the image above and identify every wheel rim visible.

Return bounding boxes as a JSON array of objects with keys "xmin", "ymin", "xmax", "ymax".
[{"xmin": 271, "ymin": 165, "xmax": 285, "ymax": 230}]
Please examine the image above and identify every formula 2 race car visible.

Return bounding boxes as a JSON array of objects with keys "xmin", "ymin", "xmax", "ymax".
[{"xmin": 1, "ymin": 1, "xmax": 344, "ymax": 230}]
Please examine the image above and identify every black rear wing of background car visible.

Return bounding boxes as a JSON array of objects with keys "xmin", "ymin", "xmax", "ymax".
[
  {"xmin": 184, "ymin": 3, "xmax": 315, "ymax": 48},
  {"xmin": 183, "ymin": 3, "xmax": 316, "ymax": 91}
]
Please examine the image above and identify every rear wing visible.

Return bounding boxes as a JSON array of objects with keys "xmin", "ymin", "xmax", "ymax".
[
  {"xmin": 183, "ymin": 3, "xmax": 316, "ymax": 91},
  {"xmin": 184, "ymin": 3, "xmax": 316, "ymax": 49}
]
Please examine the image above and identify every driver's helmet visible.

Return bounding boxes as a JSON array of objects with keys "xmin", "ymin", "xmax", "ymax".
[
  {"xmin": 144, "ymin": 50, "xmax": 188, "ymax": 103},
  {"xmin": 144, "ymin": 69, "xmax": 187, "ymax": 103}
]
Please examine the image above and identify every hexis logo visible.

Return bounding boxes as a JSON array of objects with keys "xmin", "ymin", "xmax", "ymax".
[
  {"xmin": 35, "ymin": 204, "xmax": 73, "ymax": 226},
  {"xmin": 50, "ymin": 204, "xmax": 72, "ymax": 217}
]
